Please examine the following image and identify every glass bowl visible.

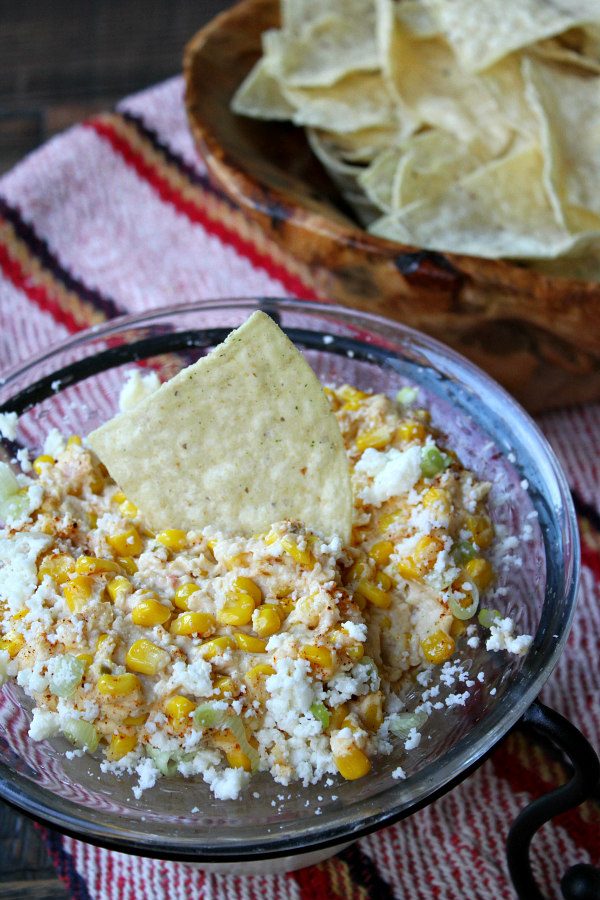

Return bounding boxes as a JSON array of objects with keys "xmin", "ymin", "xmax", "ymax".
[{"xmin": 0, "ymin": 298, "xmax": 579, "ymax": 864}]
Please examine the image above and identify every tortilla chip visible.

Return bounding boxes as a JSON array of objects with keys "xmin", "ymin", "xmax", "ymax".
[
  {"xmin": 88, "ymin": 312, "xmax": 352, "ymax": 542},
  {"xmin": 422, "ymin": 0, "xmax": 600, "ymax": 72},
  {"xmin": 283, "ymin": 71, "xmax": 398, "ymax": 133},
  {"xmin": 231, "ymin": 56, "xmax": 296, "ymax": 121},
  {"xmin": 370, "ymin": 144, "xmax": 597, "ymax": 259}
]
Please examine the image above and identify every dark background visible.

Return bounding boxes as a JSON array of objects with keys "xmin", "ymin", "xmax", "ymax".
[{"xmin": 0, "ymin": 2, "xmax": 229, "ymax": 895}]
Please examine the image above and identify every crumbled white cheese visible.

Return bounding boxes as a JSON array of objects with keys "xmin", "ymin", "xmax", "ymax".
[
  {"xmin": 486, "ymin": 618, "xmax": 533, "ymax": 656},
  {"xmin": 0, "ymin": 531, "xmax": 52, "ymax": 612},
  {"xmin": 404, "ymin": 728, "xmax": 421, "ymax": 751},
  {"xmin": 0, "ymin": 412, "xmax": 18, "ymax": 441},
  {"xmin": 29, "ymin": 709, "xmax": 61, "ymax": 740},
  {"xmin": 265, "ymin": 658, "xmax": 314, "ymax": 733},
  {"xmin": 132, "ymin": 757, "xmax": 160, "ymax": 799},
  {"xmin": 43, "ymin": 428, "xmax": 66, "ymax": 457},
  {"xmin": 392, "ymin": 766, "xmax": 406, "ymax": 780},
  {"xmin": 15, "ymin": 448, "xmax": 31, "ymax": 473},
  {"xmin": 445, "ymin": 692, "xmax": 470, "ymax": 707},
  {"xmin": 155, "ymin": 658, "xmax": 213, "ymax": 700},
  {"xmin": 355, "ymin": 446, "xmax": 422, "ymax": 505},
  {"xmin": 467, "ymin": 636, "xmax": 480, "ymax": 649},
  {"xmin": 119, "ymin": 369, "xmax": 161, "ymax": 412},
  {"xmin": 0, "ymin": 649, "xmax": 10, "ymax": 686},
  {"xmin": 340, "ymin": 620, "xmax": 367, "ymax": 642}
]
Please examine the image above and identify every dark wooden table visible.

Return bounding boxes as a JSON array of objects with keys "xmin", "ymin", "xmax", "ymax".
[{"xmin": 0, "ymin": 2, "xmax": 229, "ymax": 896}]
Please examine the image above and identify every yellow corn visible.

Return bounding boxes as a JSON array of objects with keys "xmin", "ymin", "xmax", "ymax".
[
  {"xmin": 329, "ymin": 702, "xmax": 349, "ymax": 731},
  {"xmin": 212, "ymin": 675, "xmax": 238, "ymax": 698},
  {"xmin": 450, "ymin": 618, "xmax": 469, "ymax": 639},
  {"xmin": 396, "ymin": 557, "xmax": 420, "ymax": 581},
  {"xmin": 38, "ymin": 553, "xmax": 75, "ymax": 585},
  {"xmin": 369, "ymin": 540, "xmax": 394, "ymax": 566},
  {"xmin": 224, "ymin": 552, "xmax": 250, "ymax": 571},
  {"xmin": 280, "ymin": 536, "xmax": 315, "ymax": 569},
  {"xmin": 67, "ymin": 434, "xmax": 82, "ymax": 447},
  {"xmin": 107, "ymin": 732, "xmax": 138, "ymax": 761},
  {"xmin": 264, "ymin": 530, "xmax": 279, "ymax": 546},
  {"xmin": 396, "ymin": 420, "xmax": 427, "ymax": 443},
  {"xmin": 356, "ymin": 579, "xmax": 392, "ymax": 609},
  {"xmin": 334, "ymin": 746, "xmax": 372, "ymax": 780},
  {"xmin": 117, "ymin": 556, "xmax": 138, "ymax": 575},
  {"xmin": 466, "ymin": 514, "xmax": 494, "ymax": 550},
  {"xmin": 123, "ymin": 713, "xmax": 147, "ymax": 726},
  {"xmin": 172, "ymin": 582, "xmax": 200, "ymax": 611},
  {"xmin": 63, "ymin": 575, "xmax": 94, "ymax": 612},
  {"xmin": 413, "ymin": 534, "xmax": 444, "ymax": 569},
  {"xmin": 119, "ymin": 499, "xmax": 138, "ymax": 519},
  {"xmin": 76, "ymin": 653, "xmax": 94, "ymax": 668},
  {"xmin": 32, "ymin": 454, "xmax": 53, "ymax": 475},
  {"xmin": 422, "ymin": 487, "xmax": 451, "ymax": 518},
  {"xmin": 156, "ymin": 529, "xmax": 187, "ymax": 552},
  {"xmin": 233, "ymin": 633, "xmax": 267, "ymax": 653},
  {"xmin": 421, "ymin": 630, "xmax": 455, "ymax": 665},
  {"xmin": 12, "ymin": 606, "xmax": 28, "ymax": 621},
  {"xmin": 464, "ymin": 558, "xmax": 494, "ymax": 592},
  {"xmin": 225, "ymin": 747, "xmax": 252, "ymax": 771},
  {"xmin": 300, "ymin": 645, "xmax": 334, "ymax": 673},
  {"xmin": 217, "ymin": 592, "xmax": 256, "ymax": 626},
  {"xmin": 96, "ymin": 633, "xmax": 111, "ymax": 653},
  {"xmin": 378, "ymin": 509, "xmax": 402, "ymax": 534},
  {"xmin": 356, "ymin": 427, "xmax": 393, "ymax": 453},
  {"xmin": 0, "ymin": 631, "xmax": 25, "ymax": 658},
  {"xmin": 97, "ymin": 673, "xmax": 141, "ymax": 695},
  {"xmin": 277, "ymin": 596, "xmax": 295, "ymax": 619},
  {"xmin": 112, "ymin": 491, "xmax": 127, "ymax": 504},
  {"xmin": 107, "ymin": 576, "xmax": 132, "ymax": 603},
  {"xmin": 232, "ymin": 576, "xmax": 262, "ymax": 604},
  {"xmin": 376, "ymin": 570, "xmax": 393, "ymax": 591},
  {"xmin": 165, "ymin": 694, "xmax": 196, "ymax": 723},
  {"xmin": 358, "ymin": 692, "xmax": 384, "ymax": 731},
  {"xmin": 252, "ymin": 604, "xmax": 281, "ymax": 638},
  {"xmin": 343, "ymin": 559, "xmax": 367, "ymax": 585},
  {"xmin": 170, "ymin": 611, "xmax": 215, "ymax": 637},
  {"xmin": 244, "ymin": 663, "xmax": 275, "ymax": 696},
  {"xmin": 75, "ymin": 556, "xmax": 122, "ymax": 576},
  {"xmin": 339, "ymin": 385, "xmax": 369, "ymax": 411},
  {"xmin": 132, "ymin": 595, "xmax": 171, "ymax": 627},
  {"xmin": 107, "ymin": 527, "xmax": 143, "ymax": 557},
  {"xmin": 346, "ymin": 643, "xmax": 365, "ymax": 662},
  {"xmin": 126, "ymin": 638, "xmax": 169, "ymax": 675},
  {"xmin": 199, "ymin": 636, "xmax": 235, "ymax": 660}
]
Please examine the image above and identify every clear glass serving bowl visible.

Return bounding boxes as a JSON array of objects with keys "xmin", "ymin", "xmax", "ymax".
[{"xmin": 0, "ymin": 298, "xmax": 579, "ymax": 864}]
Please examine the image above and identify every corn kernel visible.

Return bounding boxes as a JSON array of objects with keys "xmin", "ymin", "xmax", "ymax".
[
  {"xmin": 172, "ymin": 582, "xmax": 200, "ymax": 611},
  {"xmin": 165, "ymin": 694, "xmax": 196, "ymax": 723},
  {"xmin": 75, "ymin": 556, "xmax": 122, "ymax": 576},
  {"xmin": 346, "ymin": 643, "xmax": 365, "ymax": 662},
  {"xmin": 63, "ymin": 575, "xmax": 94, "ymax": 612},
  {"xmin": 199, "ymin": 636, "xmax": 235, "ymax": 660},
  {"xmin": 217, "ymin": 592, "xmax": 256, "ymax": 626},
  {"xmin": 464, "ymin": 558, "xmax": 494, "ymax": 592},
  {"xmin": 396, "ymin": 420, "xmax": 427, "ymax": 443},
  {"xmin": 244, "ymin": 663, "xmax": 275, "ymax": 696},
  {"xmin": 112, "ymin": 491, "xmax": 127, "ymax": 504},
  {"xmin": 117, "ymin": 556, "xmax": 138, "ymax": 575},
  {"xmin": 263, "ymin": 530, "xmax": 279, "ymax": 546},
  {"xmin": 224, "ymin": 552, "xmax": 250, "ymax": 571},
  {"xmin": 0, "ymin": 631, "xmax": 25, "ymax": 658},
  {"xmin": 421, "ymin": 630, "xmax": 455, "ymax": 664},
  {"xmin": 334, "ymin": 746, "xmax": 372, "ymax": 780},
  {"xmin": 107, "ymin": 732, "xmax": 138, "ymax": 761},
  {"xmin": 76, "ymin": 653, "xmax": 94, "ymax": 668},
  {"xmin": 126, "ymin": 639, "xmax": 169, "ymax": 675},
  {"xmin": 369, "ymin": 540, "xmax": 394, "ymax": 566},
  {"xmin": 156, "ymin": 529, "xmax": 187, "ymax": 552},
  {"xmin": 232, "ymin": 576, "xmax": 262, "ymax": 604},
  {"xmin": 356, "ymin": 427, "xmax": 393, "ymax": 453},
  {"xmin": 67, "ymin": 434, "xmax": 82, "ymax": 447},
  {"xmin": 132, "ymin": 595, "xmax": 171, "ymax": 627},
  {"xmin": 96, "ymin": 633, "xmax": 111, "ymax": 653},
  {"xmin": 212, "ymin": 675, "xmax": 238, "ymax": 698},
  {"xmin": 339, "ymin": 385, "xmax": 369, "ymax": 410},
  {"xmin": 33, "ymin": 454, "xmax": 54, "ymax": 475},
  {"xmin": 300, "ymin": 644, "xmax": 334, "ymax": 673},
  {"xmin": 329, "ymin": 702, "xmax": 349, "ymax": 731},
  {"xmin": 119, "ymin": 500, "xmax": 138, "ymax": 518},
  {"xmin": 107, "ymin": 527, "xmax": 143, "ymax": 557},
  {"xmin": 396, "ymin": 557, "xmax": 420, "ymax": 581},
  {"xmin": 280, "ymin": 536, "xmax": 315, "ymax": 569},
  {"xmin": 123, "ymin": 713, "xmax": 147, "ymax": 726},
  {"xmin": 413, "ymin": 534, "xmax": 444, "ymax": 569},
  {"xmin": 107, "ymin": 576, "xmax": 132, "ymax": 603},
  {"xmin": 343, "ymin": 559, "xmax": 367, "ymax": 584},
  {"xmin": 466, "ymin": 514, "xmax": 494, "ymax": 550},
  {"xmin": 376, "ymin": 570, "xmax": 393, "ymax": 591},
  {"xmin": 38, "ymin": 553, "xmax": 75, "ymax": 585},
  {"xmin": 358, "ymin": 692, "xmax": 384, "ymax": 731},
  {"xmin": 11, "ymin": 606, "xmax": 28, "ymax": 621},
  {"xmin": 170, "ymin": 611, "xmax": 216, "ymax": 637},
  {"xmin": 97, "ymin": 673, "xmax": 141, "ymax": 695},
  {"xmin": 378, "ymin": 509, "xmax": 402, "ymax": 534},
  {"xmin": 226, "ymin": 747, "xmax": 252, "ymax": 771},
  {"xmin": 252, "ymin": 604, "xmax": 281, "ymax": 638},
  {"xmin": 422, "ymin": 487, "xmax": 451, "ymax": 518},
  {"xmin": 356, "ymin": 579, "xmax": 392, "ymax": 609},
  {"xmin": 450, "ymin": 618, "xmax": 469, "ymax": 639},
  {"xmin": 233, "ymin": 633, "xmax": 267, "ymax": 653}
]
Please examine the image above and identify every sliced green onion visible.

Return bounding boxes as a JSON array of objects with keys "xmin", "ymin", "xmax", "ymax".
[
  {"xmin": 420, "ymin": 445, "xmax": 451, "ymax": 478},
  {"xmin": 62, "ymin": 718, "xmax": 99, "ymax": 752},
  {"xmin": 452, "ymin": 541, "xmax": 477, "ymax": 566},
  {"xmin": 193, "ymin": 705, "xmax": 259, "ymax": 772},
  {"xmin": 448, "ymin": 587, "xmax": 479, "ymax": 621},
  {"xmin": 396, "ymin": 387, "xmax": 418, "ymax": 407},
  {"xmin": 226, "ymin": 713, "xmax": 260, "ymax": 772},
  {"xmin": 146, "ymin": 746, "xmax": 179, "ymax": 776},
  {"xmin": 0, "ymin": 462, "xmax": 30, "ymax": 522},
  {"xmin": 389, "ymin": 711, "xmax": 428, "ymax": 738},
  {"xmin": 48, "ymin": 654, "xmax": 86, "ymax": 698},
  {"xmin": 0, "ymin": 649, "xmax": 9, "ymax": 687},
  {"xmin": 310, "ymin": 701, "xmax": 331, "ymax": 731},
  {"xmin": 478, "ymin": 607, "xmax": 502, "ymax": 629},
  {"xmin": 193, "ymin": 703, "xmax": 228, "ymax": 729}
]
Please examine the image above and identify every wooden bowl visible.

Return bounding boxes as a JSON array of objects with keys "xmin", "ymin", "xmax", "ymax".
[{"xmin": 184, "ymin": 0, "xmax": 600, "ymax": 411}]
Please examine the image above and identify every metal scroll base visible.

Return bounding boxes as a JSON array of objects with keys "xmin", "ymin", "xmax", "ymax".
[{"xmin": 507, "ymin": 701, "xmax": 600, "ymax": 900}]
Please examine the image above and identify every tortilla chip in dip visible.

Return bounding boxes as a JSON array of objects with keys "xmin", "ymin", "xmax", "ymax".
[{"xmin": 88, "ymin": 311, "xmax": 352, "ymax": 541}]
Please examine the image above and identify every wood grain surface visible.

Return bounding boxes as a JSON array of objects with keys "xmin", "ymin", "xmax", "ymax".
[{"xmin": 0, "ymin": 2, "xmax": 230, "ymax": 895}]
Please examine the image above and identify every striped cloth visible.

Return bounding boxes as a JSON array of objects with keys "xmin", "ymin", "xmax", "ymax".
[{"xmin": 0, "ymin": 76, "xmax": 598, "ymax": 900}]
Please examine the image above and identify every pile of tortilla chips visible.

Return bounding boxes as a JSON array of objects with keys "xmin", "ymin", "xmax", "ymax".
[{"xmin": 232, "ymin": 0, "xmax": 600, "ymax": 279}]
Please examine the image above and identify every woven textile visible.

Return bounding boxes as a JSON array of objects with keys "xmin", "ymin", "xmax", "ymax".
[{"xmin": 0, "ymin": 77, "xmax": 598, "ymax": 900}]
